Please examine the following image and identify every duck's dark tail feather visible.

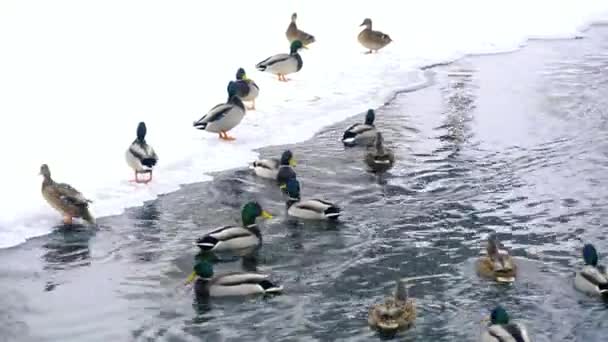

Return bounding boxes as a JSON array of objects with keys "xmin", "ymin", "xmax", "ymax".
[
  {"xmin": 325, "ymin": 206, "xmax": 341, "ymax": 220},
  {"xmin": 193, "ymin": 121, "xmax": 208, "ymax": 130},
  {"xmin": 259, "ymin": 280, "xmax": 283, "ymax": 293},
  {"xmin": 196, "ymin": 236, "xmax": 218, "ymax": 251},
  {"xmin": 141, "ymin": 158, "xmax": 157, "ymax": 167}
]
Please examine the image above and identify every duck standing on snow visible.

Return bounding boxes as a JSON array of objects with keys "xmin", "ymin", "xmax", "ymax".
[
  {"xmin": 364, "ymin": 132, "xmax": 395, "ymax": 174},
  {"xmin": 195, "ymin": 202, "xmax": 273, "ymax": 253},
  {"xmin": 286, "ymin": 13, "xmax": 315, "ymax": 46},
  {"xmin": 342, "ymin": 109, "xmax": 378, "ymax": 147},
  {"xmin": 193, "ymin": 82, "xmax": 245, "ymax": 141},
  {"xmin": 125, "ymin": 122, "xmax": 158, "ymax": 184},
  {"xmin": 284, "ymin": 178, "xmax": 340, "ymax": 220},
  {"xmin": 358, "ymin": 18, "xmax": 392, "ymax": 54},
  {"xmin": 40, "ymin": 164, "xmax": 95, "ymax": 225},
  {"xmin": 368, "ymin": 279, "xmax": 416, "ymax": 333},
  {"xmin": 574, "ymin": 243, "xmax": 608, "ymax": 298},
  {"xmin": 476, "ymin": 235, "xmax": 517, "ymax": 283},
  {"xmin": 252, "ymin": 150, "xmax": 297, "ymax": 186},
  {"xmin": 185, "ymin": 259, "xmax": 283, "ymax": 298},
  {"xmin": 229, "ymin": 68, "xmax": 259, "ymax": 110},
  {"xmin": 480, "ymin": 306, "xmax": 531, "ymax": 342},
  {"xmin": 256, "ymin": 40, "xmax": 306, "ymax": 82}
]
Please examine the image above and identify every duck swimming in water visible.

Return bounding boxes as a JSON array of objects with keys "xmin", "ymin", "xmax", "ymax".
[
  {"xmin": 125, "ymin": 122, "xmax": 158, "ymax": 184},
  {"xmin": 40, "ymin": 164, "xmax": 95, "ymax": 225},
  {"xmin": 368, "ymin": 279, "xmax": 416, "ymax": 333},
  {"xmin": 476, "ymin": 235, "xmax": 517, "ymax": 283},
  {"xmin": 284, "ymin": 178, "xmax": 340, "ymax": 220},
  {"xmin": 364, "ymin": 132, "xmax": 395, "ymax": 174},
  {"xmin": 480, "ymin": 306, "xmax": 531, "ymax": 342},
  {"xmin": 342, "ymin": 109, "xmax": 378, "ymax": 147},
  {"xmin": 252, "ymin": 150, "xmax": 297, "ymax": 188},
  {"xmin": 185, "ymin": 259, "xmax": 283, "ymax": 298},
  {"xmin": 574, "ymin": 243, "xmax": 608, "ymax": 298}
]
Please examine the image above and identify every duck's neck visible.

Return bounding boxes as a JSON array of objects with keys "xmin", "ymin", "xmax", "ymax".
[
  {"xmin": 286, "ymin": 196, "xmax": 300, "ymax": 208},
  {"xmin": 42, "ymin": 175, "xmax": 54, "ymax": 187},
  {"xmin": 229, "ymin": 96, "xmax": 245, "ymax": 110}
]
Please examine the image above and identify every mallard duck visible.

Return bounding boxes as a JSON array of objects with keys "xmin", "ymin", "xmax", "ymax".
[
  {"xmin": 252, "ymin": 150, "xmax": 297, "ymax": 184},
  {"xmin": 195, "ymin": 202, "xmax": 272, "ymax": 253},
  {"xmin": 256, "ymin": 40, "xmax": 306, "ymax": 82},
  {"xmin": 342, "ymin": 109, "xmax": 378, "ymax": 147},
  {"xmin": 364, "ymin": 132, "xmax": 395, "ymax": 174},
  {"xmin": 284, "ymin": 178, "xmax": 340, "ymax": 220},
  {"xmin": 476, "ymin": 235, "xmax": 517, "ymax": 283},
  {"xmin": 184, "ymin": 259, "xmax": 283, "ymax": 297},
  {"xmin": 480, "ymin": 306, "xmax": 531, "ymax": 342},
  {"xmin": 193, "ymin": 82, "xmax": 245, "ymax": 141},
  {"xmin": 125, "ymin": 122, "xmax": 158, "ymax": 184},
  {"xmin": 40, "ymin": 164, "xmax": 95, "ymax": 225},
  {"xmin": 368, "ymin": 279, "xmax": 416, "ymax": 333},
  {"xmin": 285, "ymin": 13, "xmax": 315, "ymax": 46},
  {"xmin": 229, "ymin": 68, "xmax": 259, "ymax": 110},
  {"xmin": 358, "ymin": 18, "xmax": 392, "ymax": 54},
  {"xmin": 574, "ymin": 244, "xmax": 608, "ymax": 297}
]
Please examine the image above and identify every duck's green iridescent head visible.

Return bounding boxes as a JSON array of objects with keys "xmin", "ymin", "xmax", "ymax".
[
  {"xmin": 583, "ymin": 244, "xmax": 599, "ymax": 266},
  {"xmin": 185, "ymin": 260, "xmax": 214, "ymax": 284},
  {"xmin": 136, "ymin": 121, "xmax": 147, "ymax": 142},
  {"xmin": 290, "ymin": 40, "xmax": 306, "ymax": 54},
  {"xmin": 365, "ymin": 109, "xmax": 375, "ymax": 125},
  {"xmin": 227, "ymin": 81, "xmax": 239, "ymax": 98},
  {"xmin": 280, "ymin": 150, "xmax": 296, "ymax": 167},
  {"xmin": 236, "ymin": 68, "xmax": 247, "ymax": 80},
  {"xmin": 285, "ymin": 178, "xmax": 301, "ymax": 200},
  {"xmin": 241, "ymin": 201, "xmax": 272, "ymax": 226},
  {"xmin": 490, "ymin": 306, "xmax": 509, "ymax": 325}
]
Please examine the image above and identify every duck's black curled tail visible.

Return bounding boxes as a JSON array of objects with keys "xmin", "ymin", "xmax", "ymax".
[
  {"xmin": 196, "ymin": 236, "xmax": 218, "ymax": 251},
  {"xmin": 325, "ymin": 206, "xmax": 341, "ymax": 220}
]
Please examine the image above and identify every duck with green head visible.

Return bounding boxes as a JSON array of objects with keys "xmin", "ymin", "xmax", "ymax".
[
  {"xmin": 195, "ymin": 202, "xmax": 272, "ymax": 253},
  {"xmin": 342, "ymin": 109, "xmax": 378, "ymax": 147},
  {"xmin": 193, "ymin": 81, "xmax": 246, "ymax": 141},
  {"xmin": 228, "ymin": 67, "xmax": 259, "ymax": 110},
  {"xmin": 574, "ymin": 243, "xmax": 608, "ymax": 297},
  {"xmin": 284, "ymin": 178, "xmax": 340, "ymax": 220},
  {"xmin": 252, "ymin": 150, "xmax": 297, "ymax": 186},
  {"xmin": 480, "ymin": 306, "xmax": 531, "ymax": 342},
  {"xmin": 256, "ymin": 40, "xmax": 306, "ymax": 82},
  {"xmin": 185, "ymin": 259, "xmax": 283, "ymax": 297},
  {"xmin": 125, "ymin": 121, "xmax": 158, "ymax": 184}
]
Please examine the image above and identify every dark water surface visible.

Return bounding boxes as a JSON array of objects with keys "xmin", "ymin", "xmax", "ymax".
[{"xmin": 2, "ymin": 26, "xmax": 608, "ymax": 342}]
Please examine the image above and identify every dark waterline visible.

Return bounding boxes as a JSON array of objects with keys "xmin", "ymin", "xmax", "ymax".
[{"xmin": 2, "ymin": 25, "xmax": 608, "ymax": 342}]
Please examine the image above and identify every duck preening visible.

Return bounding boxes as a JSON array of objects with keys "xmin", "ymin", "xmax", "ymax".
[
  {"xmin": 185, "ymin": 260, "xmax": 283, "ymax": 298},
  {"xmin": 368, "ymin": 279, "xmax": 416, "ymax": 333},
  {"xmin": 229, "ymin": 67, "xmax": 259, "ymax": 110},
  {"xmin": 480, "ymin": 306, "xmax": 531, "ymax": 342},
  {"xmin": 284, "ymin": 178, "xmax": 340, "ymax": 220},
  {"xmin": 342, "ymin": 109, "xmax": 378, "ymax": 147},
  {"xmin": 286, "ymin": 12, "xmax": 315, "ymax": 46},
  {"xmin": 40, "ymin": 164, "xmax": 95, "ymax": 225},
  {"xmin": 193, "ymin": 82, "xmax": 246, "ymax": 141},
  {"xmin": 195, "ymin": 202, "xmax": 272, "ymax": 253},
  {"xmin": 476, "ymin": 235, "xmax": 517, "ymax": 283},
  {"xmin": 256, "ymin": 40, "xmax": 306, "ymax": 82},
  {"xmin": 358, "ymin": 18, "xmax": 392, "ymax": 54},
  {"xmin": 574, "ymin": 243, "xmax": 608, "ymax": 298},
  {"xmin": 364, "ymin": 132, "xmax": 395, "ymax": 174},
  {"xmin": 125, "ymin": 122, "xmax": 158, "ymax": 184}
]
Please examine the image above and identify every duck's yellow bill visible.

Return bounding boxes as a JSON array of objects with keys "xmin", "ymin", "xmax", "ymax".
[
  {"xmin": 289, "ymin": 159, "xmax": 297, "ymax": 167},
  {"xmin": 242, "ymin": 75, "xmax": 249, "ymax": 80},
  {"xmin": 279, "ymin": 184, "xmax": 287, "ymax": 190},
  {"xmin": 262, "ymin": 210, "xmax": 273, "ymax": 219},
  {"xmin": 185, "ymin": 271, "xmax": 196, "ymax": 285}
]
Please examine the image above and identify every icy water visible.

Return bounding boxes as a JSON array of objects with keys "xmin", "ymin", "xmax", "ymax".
[{"xmin": 2, "ymin": 26, "xmax": 608, "ymax": 342}]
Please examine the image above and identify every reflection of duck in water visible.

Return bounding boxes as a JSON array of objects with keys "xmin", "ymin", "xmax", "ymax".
[
  {"xmin": 368, "ymin": 279, "xmax": 416, "ymax": 334},
  {"xmin": 476, "ymin": 235, "xmax": 517, "ymax": 283},
  {"xmin": 574, "ymin": 244, "xmax": 608, "ymax": 298},
  {"xmin": 42, "ymin": 227, "xmax": 94, "ymax": 272}
]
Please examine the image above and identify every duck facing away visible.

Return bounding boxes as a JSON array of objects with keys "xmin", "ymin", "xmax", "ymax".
[
  {"xmin": 480, "ymin": 306, "xmax": 531, "ymax": 342},
  {"xmin": 286, "ymin": 13, "xmax": 315, "ymax": 46},
  {"xmin": 342, "ymin": 109, "xmax": 378, "ymax": 147},
  {"xmin": 229, "ymin": 67, "xmax": 259, "ymax": 110},
  {"xmin": 252, "ymin": 150, "xmax": 297, "ymax": 186},
  {"xmin": 125, "ymin": 122, "xmax": 158, "ymax": 184},
  {"xmin": 40, "ymin": 164, "xmax": 95, "ymax": 225},
  {"xmin": 193, "ymin": 82, "xmax": 246, "ymax": 141},
  {"xmin": 185, "ymin": 260, "xmax": 283, "ymax": 298},
  {"xmin": 476, "ymin": 235, "xmax": 517, "ymax": 283},
  {"xmin": 195, "ymin": 202, "xmax": 272, "ymax": 253},
  {"xmin": 358, "ymin": 18, "xmax": 392, "ymax": 54},
  {"xmin": 574, "ymin": 244, "xmax": 608, "ymax": 298},
  {"xmin": 256, "ymin": 40, "xmax": 306, "ymax": 82},
  {"xmin": 284, "ymin": 178, "xmax": 340, "ymax": 220},
  {"xmin": 364, "ymin": 132, "xmax": 395, "ymax": 174},
  {"xmin": 368, "ymin": 279, "xmax": 416, "ymax": 333}
]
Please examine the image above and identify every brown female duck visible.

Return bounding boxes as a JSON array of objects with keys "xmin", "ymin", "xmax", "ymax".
[{"xmin": 40, "ymin": 164, "xmax": 95, "ymax": 225}]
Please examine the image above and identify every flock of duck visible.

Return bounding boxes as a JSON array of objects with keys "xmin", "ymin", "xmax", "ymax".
[{"xmin": 35, "ymin": 13, "xmax": 608, "ymax": 341}]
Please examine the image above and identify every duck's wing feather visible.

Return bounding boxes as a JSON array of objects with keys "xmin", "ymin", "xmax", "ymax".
[
  {"xmin": 253, "ymin": 158, "xmax": 279, "ymax": 170},
  {"xmin": 256, "ymin": 53, "xmax": 291, "ymax": 69},
  {"xmin": 208, "ymin": 226, "xmax": 253, "ymax": 240},
  {"xmin": 297, "ymin": 199, "xmax": 334, "ymax": 212},
  {"xmin": 55, "ymin": 183, "xmax": 91, "ymax": 205},
  {"xmin": 214, "ymin": 272, "xmax": 268, "ymax": 286},
  {"xmin": 581, "ymin": 265, "xmax": 608, "ymax": 287},
  {"xmin": 487, "ymin": 323, "xmax": 530, "ymax": 342},
  {"xmin": 370, "ymin": 30, "xmax": 392, "ymax": 42},
  {"xmin": 195, "ymin": 103, "xmax": 233, "ymax": 125}
]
